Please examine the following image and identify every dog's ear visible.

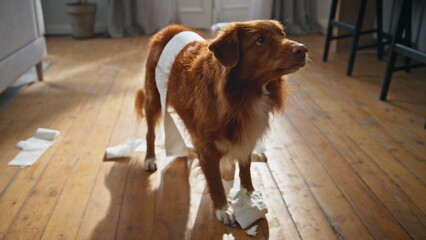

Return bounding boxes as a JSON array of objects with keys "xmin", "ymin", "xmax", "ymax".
[{"xmin": 208, "ymin": 26, "xmax": 240, "ymax": 68}]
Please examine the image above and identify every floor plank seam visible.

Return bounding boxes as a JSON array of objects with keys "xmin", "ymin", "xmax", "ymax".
[{"xmin": 265, "ymin": 158, "xmax": 304, "ymax": 240}]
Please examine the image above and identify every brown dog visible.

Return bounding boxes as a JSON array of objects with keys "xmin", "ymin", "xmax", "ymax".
[{"xmin": 135, "ymin": 20, "xmax": 307, "ymax": 225}]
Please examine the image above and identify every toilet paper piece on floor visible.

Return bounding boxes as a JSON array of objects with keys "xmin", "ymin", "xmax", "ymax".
[
  {"xmin": 105, "ymin": 137, "xmax": 164, "ymax": 159},
  {"xmin": 105, "ymin": 138, "xmax": 144, "ymax": 159},
  {"xmin": 104, "ymin": 138, "xmax": 165, "ymax": 159},
  {"xmin": 8, "ymin": 128, "xmax": 60, "ymax": 168},
  {"xmin": 246, "ymin": 225, "xmax": 258, "ymax": 237},
  {"xmin": 222, "ymin": 233, "xmax": 235, "ymax": 240},
  {"xmin": 228, "ymin": 188, "xmax": 268, "ymax": 229}
]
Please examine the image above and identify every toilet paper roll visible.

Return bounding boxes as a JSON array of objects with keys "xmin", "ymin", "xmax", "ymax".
[
  {"xmin": 9, "ymin": 128, "xmax": 60, "ymax": 168},
  {"xmin": 34, "ymin": 128, "xmax": 60, "ymax": 141}
]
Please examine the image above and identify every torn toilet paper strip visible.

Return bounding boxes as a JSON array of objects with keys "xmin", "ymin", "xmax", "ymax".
[
  {"xmin": 105, "ymin": 138, "xmax": 145, "ymax": 159},
  {"xmin": 105, "ymin": 138, "xmax": 166, "ymax": 159},
  {"xmin": 8, "ymin": 128, "xmax": 60, "ymax": 168},
  {"xmin": 155, "ymin": 31, "xmax": 204, "ymax": 157},
  {"xmin": 228, "ymin": 188, "xmax": 268, "ymax": 229}
]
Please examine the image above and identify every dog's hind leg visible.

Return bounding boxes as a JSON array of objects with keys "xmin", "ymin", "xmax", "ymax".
[{"xmin": 144, "ymin": 75, "xmax": 161, "ymax": 172}]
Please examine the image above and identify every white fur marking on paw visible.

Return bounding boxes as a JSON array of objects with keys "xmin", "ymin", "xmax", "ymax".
[
  {"xmin": 215, "ymin": 205, "xmax": 235, "ymax": 225},
  {"xmin": 144, "ymin": 158, "xmax": 157, "ymax": 171}
]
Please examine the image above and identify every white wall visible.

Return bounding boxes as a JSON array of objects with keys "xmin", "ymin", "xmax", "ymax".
[
  {"xmin": 315, "ymin": 0, "xmax": 331, "ymax": 30},
  {"xmin": 213, "ymin": 0, "xmax": 275, "ymax": 23},
  {"xmin": 179, "ymin": 0, "xmax": 213, "ymax": 29}
]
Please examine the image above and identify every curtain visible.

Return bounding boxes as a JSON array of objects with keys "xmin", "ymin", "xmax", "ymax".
[
  {"xmin": 107, "ymin": 0, "xmax": 180, "ymax": 37},
  {"xmin": 272, "ymin": 0, "xmax": 323, "ymax": 35}
]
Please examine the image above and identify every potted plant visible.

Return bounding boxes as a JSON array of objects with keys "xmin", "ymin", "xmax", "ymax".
[{"xmin": 66, "ymin": 0, "xmax": 97, "ymax": 39}]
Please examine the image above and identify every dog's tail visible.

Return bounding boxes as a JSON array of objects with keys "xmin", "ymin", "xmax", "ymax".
[{"xmin": 135, "ymin": 88, "xmax": 145, "ymax": 120}]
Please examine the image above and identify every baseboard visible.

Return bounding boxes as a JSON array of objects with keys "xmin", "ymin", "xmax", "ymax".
[
  {"xmin": 318, "ymin": 19, "xmax": 328, "ymax": 31},
  {"xmin": 45, "ymin": 23, "xmax": 106, "ymax": 35}
]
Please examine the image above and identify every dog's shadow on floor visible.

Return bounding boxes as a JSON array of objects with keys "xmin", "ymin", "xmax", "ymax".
[{"xmin": 92, "ymin": 155, "xmax": 269, "ymax": 239}]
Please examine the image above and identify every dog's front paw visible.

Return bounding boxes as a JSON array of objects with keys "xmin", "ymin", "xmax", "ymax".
[
  {"xmin": 215, "ymin": 205, "xmax": 235, "ymax": 225},
  {"xmin": 144, "ymin": 158, "xmax": 157, "ymax": 172}
]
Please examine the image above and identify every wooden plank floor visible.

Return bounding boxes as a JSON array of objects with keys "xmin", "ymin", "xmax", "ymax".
[{"xmin": 0, "ymin": 33, "xmax": 425, "ymax": 240}]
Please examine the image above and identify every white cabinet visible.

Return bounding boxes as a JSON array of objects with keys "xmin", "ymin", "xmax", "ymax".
[{"xmin": 179, "ymin": 0, "xmax": 213, "ymax": 29}]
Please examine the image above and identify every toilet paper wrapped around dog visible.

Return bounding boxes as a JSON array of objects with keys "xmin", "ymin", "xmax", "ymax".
[{"xmin": 228, "ymin": 188, "xmax": 268, "ymax": 229}]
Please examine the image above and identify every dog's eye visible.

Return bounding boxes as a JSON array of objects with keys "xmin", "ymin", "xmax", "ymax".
[{"xmin": 256, "ymin": 36, "xmax": 266, "ymax": 45}]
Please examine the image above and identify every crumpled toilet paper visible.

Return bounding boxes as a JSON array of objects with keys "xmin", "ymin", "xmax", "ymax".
[
  {"xmin": 222, "ymin": 233, "xmax": 235, "ymax": 240},
  {"xmin": 228, "ymin": 188, "xmax": 268, "ymax": 229},
  {"xmin": 9, "ymin": 128, "xmax": 60, "ymax": 168}
]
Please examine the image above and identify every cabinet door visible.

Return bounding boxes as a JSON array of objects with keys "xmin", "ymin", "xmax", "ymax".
[
  {"xmin": 213, "ymin": 0, "xmax": 272, "ymax": 23},
  {"xmin": 214, "ymin": 0, "xmax": 250, "ymax": 23},
  {"xmin": 179, "ymin": 0, "xmax": 212, "ymax": 29}
]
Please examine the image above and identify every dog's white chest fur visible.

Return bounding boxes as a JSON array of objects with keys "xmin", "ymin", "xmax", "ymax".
[{"xmin": 216, "ymin": 94, "xmax": 271, "ymax": 162}]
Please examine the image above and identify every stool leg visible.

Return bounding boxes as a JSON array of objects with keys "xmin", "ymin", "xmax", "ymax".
[
  {"xmin": 376, "ymin": 0, "xmax": 384, "ymax": 60},
  {"xmin": 347, "ymin": 0, "xmax": 367, "ymax": 76},
  {"xmin": 380, "ymin": 0, "xmax": 410, "ymax": 100},
  {"xmin": 405, "ymin": 2, "xmax": 412, "ymax": 73},
  {"xmin": 323, "ymin": 0, "xmax": 339, "ymax": 62},
  {"xmin": 380, "ymin": 51, "xmax": 397, "ymax": 100}
]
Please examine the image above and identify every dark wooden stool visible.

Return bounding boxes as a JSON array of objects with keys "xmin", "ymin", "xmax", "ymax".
[
  {"xmin": 323, "ymin": 0, "xmax": 386, "ymax": 76},
  {"xmin": 380, "ymin": 0, "xmax": 426, "ymax": 100}
]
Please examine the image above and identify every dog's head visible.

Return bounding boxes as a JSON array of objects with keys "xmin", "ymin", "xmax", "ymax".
[{"xmin": 209, "ymin": 20, "xmax": 308, "ymax": 82}]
